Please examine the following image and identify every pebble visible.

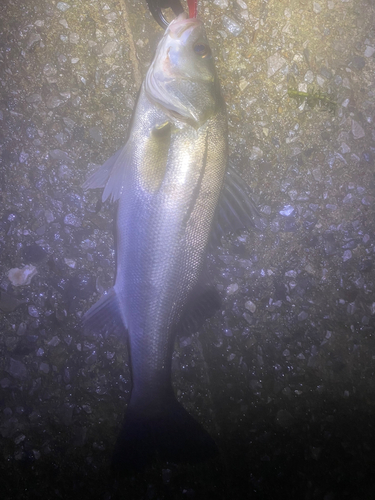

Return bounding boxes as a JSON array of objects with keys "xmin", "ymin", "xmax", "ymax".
[
  {"xmin": 46, "ymin": 96, "xmax": 66, "ymax": 109},
  {"xmin": 7, "ymin": 358, "xmax": 27, "ymax": 379},
  {"xmin": 64, "ymin": 214, "xmax": 82, "ymax": 227},
  {"xmin": 49, "ymin": 149, "xmax": 74, "ymax": 162},
  {"xmin": 364, "ymin": 46, "xmax": 375, "ymax": 57},
  {"xmin": 39, "ymin": 363, "xmax": 50, "ymax": 374},
  {"xmin": 64, "ymin": 258, "xmax": 76, "ymax": 268},
  {"xmin": 214, "ymin": 0, "xmax": 229, "ymax": 9},
  {"xmin": 343, "ymin": 250, "xmax": 352, "ymax": 262},
  {"xmin": 47, "ymin": 336, "xmax": 61, "ymax": 347},
  {"xmin": 279, "ymin": 205, "xmax": 294, "ymax": 216},
  {"xmin": 350, "ymin": 56, "xmax": 365, "ymax": 71},
  {"xmin": 89, "ymin": 127, "xmax": 103, "ymax": 143},
  {"xmin": 313, "ymin": 2, "xmax": 322, "ymax": 14},
  {"xmin": 27, "ymin": 33, "xmax": 41, "ymax": 49},
  {"xmin": 222, "ymin": 16, "xmax": 243, "ymax": 36},
  {"xmin": 57, "ymin": 2, "xmax": 70, "ymax": 11},
  {"xmin": 298, "ymin": 311, "xmax": 308, "ymax": 321},
  {"xmin": 227, "ymin": 283, "xmax": 239, "ymax": 295},
  {"xmin": 102, "ymin": 41, "xmax": 117, "ymax": 56},
  {"xmin": 267, "ymin": 53, "xmax": 287, "ymax": 78},
  {"xmin": 69, "ymin": 33, "xmax": 80, "ymax": 44},
  {"xmin": 28, "ymin": 305, "xmax": 39, "ymax": 318},
  {"xmin": 8, "ymin": 265, "xmax": 37, "ymax": 286},
  {"xmin": 351, "ymin": 120, "xmax": 365, "ymax": 139},
  {"xmin": 245, "ymin": 300, "xmax": 256, "ymax": 313}
]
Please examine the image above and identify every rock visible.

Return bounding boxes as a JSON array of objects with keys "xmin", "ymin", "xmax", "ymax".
[
  {"xmin": 7, "ymin": 359, "xmax": 27, "ymax": 379},
  {"xmin": 8, "ymin": 265, "xmax": 37, "ymax": 286},
  {"xmin": 267, "ymin": 53, "xmax": 287, "ymax": 78}
]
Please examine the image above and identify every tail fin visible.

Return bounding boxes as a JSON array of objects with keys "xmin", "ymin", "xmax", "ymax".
[{"xmin": 111, "ymin": 396, "xmax": 218, "ymax": 473}]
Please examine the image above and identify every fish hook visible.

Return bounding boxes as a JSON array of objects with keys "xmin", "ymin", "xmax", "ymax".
[
  {"xmin": 145, "ymin": 0, "xmax": 185, "ymax": 28},
  {"xmin": 145, "ymin": 0, "xmax": 197, "ymax": 28}
]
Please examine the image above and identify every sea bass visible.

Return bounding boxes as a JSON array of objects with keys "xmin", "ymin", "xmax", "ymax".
[{"xmin": 83, "ymin": 13, "xmax": 257, "ymax": 471}]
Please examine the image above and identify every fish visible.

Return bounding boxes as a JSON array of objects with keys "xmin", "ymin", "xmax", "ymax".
[{"xmin": 82, "ymin": 12, "xmax": 259, "ymax": 472}]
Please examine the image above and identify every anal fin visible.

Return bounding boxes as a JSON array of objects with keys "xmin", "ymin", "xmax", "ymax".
[{"xmin": 82, "ymin": 287, "xmax": 125, "ymax": 337}]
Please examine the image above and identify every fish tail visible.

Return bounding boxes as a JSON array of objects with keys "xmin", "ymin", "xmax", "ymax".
[{"xmin": 111, "ymin": 396, "xmax": 218, "ymax": 473}]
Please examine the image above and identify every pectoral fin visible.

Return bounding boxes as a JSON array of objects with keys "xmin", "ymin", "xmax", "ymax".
[
  {"xmin": 213, "ymin": 165, "xmax": 266, "ymax": 242},
  {"xmin": 83, "ymin": 121, "xmax": 171, "ymax": 202}
]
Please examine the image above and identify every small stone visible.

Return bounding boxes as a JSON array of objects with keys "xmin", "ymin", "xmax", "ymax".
[
  {"xmin": 69, "ymin": 33, "xmax": 80, "ymax": 44},
  {"xmin": 279, "ymin": 205, "xmax": 294, "ymax": 216},
  {"xmin": 16, "ymin": 323, "xmax": 27, "ymax": 336},
  {"xmin": 316, "ymin": 75, "xmax": 325, "ymax": 87},
  {"xmin": 227, "ymin": 283, "xmax": 239, "ymax": 295},
  {"xmin": 267, "ymin": 53, "xmax": 287, "ymax": 78},
  {"xmin": 43, "ymin": 63, "xmax": 57, "ymax": 77},
  {"xmin": 214, "ymin": 0, "xmax": 229, "ymax": 8},
  {"xmin": 7, "ymin": 358, "xmax": 27, "ymax": 379},
  {"xmin": 304, "ymin": 70, "xmax": 314, "ymax": 84},
  {"xmin": 28, "ymin": 305, "xmax": 39, "ymax": 318},
  {"xmin": 285, "ymin": 270, "xmax": 297, "ymax": 278},
  {"xmin": 26, "ymin": 94, "xmax": 42, "ymax": 104},
  {"xmin": 105, "ymin": 12, "xmax": 117, "ymax": 22},
  {"xmin": 39, "ymin": 363, "xmax": 50, "ymax": 374},
  {"xmin": 46, "ymin": 96, "xmax": 65, "ymax": 109},
  {"xmin": 27, "ymin": 33, "xmax": 41, "ymax": 49},
  {"xmin": 298, "ymin": 311, "xmax": 308, "ymax": 321},
  {"xmin": 57, "ymin": 2, "xmax": 70, "ymax": 11},
  {"xmin": 243, "ymin": 312, "xmax": 253, "ymax": 325},
  {"xmin": 64, "ymin": 214, "xmax": 82, "ymax": 227},
  {"xmin": 340, "ymin": 142, "xmax": 350, "ymax": 154},
  {"xmin": 14, "ymin": 434, "xmax": 26, "ymax": 445},
  {"xmin": 312, "ymin": 166, "xmax": 322, "ymax": 181},
  {"xmin": 64, "ymin": 258, "xmax": 76, "ymax": 268},
  {"xmin": 250, "ymin": 146, "xmax": 263, "ymax": 160},
  {"xmin": 245, "ymin": 300, "xmax": 256, "ymax": 313},
  {"xmin": 47, "ymin": 336, "xmax": 61, "ymax": 347},
  {"xmin": 351, "ymin": 120, "xmax": 365, "ymax": 139},
  {"xmin": 343, "ymin": 250, "xmax": 352, "ymax": 262},
  {"xmin": 59, "ymin": 18, "xmax": 69, "ymax": 29},
  {"xmin": 89, "ymin": 127, "xmax": 103, "ymax": 143},
  {"xmin": 222, "ymin": 16, "xmax": 243, "ymax": 36},
  {"xmin": 313, "ymin": 2, "xmax": 322, "ymax": 14},
  {"xmin": 49, "ymin": 149, "xmax": 73, "ymax": 162},
  {"xmin": 239, "ymin": 77, "xmax": 249, "ymax": 92},
  {"xmin": 102, "ymin": 41, "xmax": 117, "ymax": 56},
  {"xmin": 342, "ymin": 193, "xmax": 353, "ymax": 204},
  {"xmin": 236, "ymin": 0, "xmax": 248, "ymax": 8},
  {"xmin": 350, "ymin": 55, "xmax": 365, "ymax": 71},
  {"xmin": 8, "ymin": 265, "xmax": 37, "ymax": 286},
  {"xmin": 364, "ymin": 46, "xmax": 375, "ymax": 58}
]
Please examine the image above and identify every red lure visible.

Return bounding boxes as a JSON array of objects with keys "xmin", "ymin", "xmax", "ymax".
[{"xmin": 187, "ymin": 0, "xmax": 198, "ymax": 18}]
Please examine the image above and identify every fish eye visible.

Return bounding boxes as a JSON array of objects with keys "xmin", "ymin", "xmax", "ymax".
[{"xmin": 193, "ymin": 43, "xmax": 210, "ymax": 58}]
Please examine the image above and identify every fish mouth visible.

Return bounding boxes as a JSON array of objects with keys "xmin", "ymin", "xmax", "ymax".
[{"xmin": 167, "ymin": 12, "xmax": 202, "ymax": 40}]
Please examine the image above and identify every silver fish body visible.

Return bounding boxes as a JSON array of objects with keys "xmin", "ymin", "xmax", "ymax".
[{"xmin": 83, "ymin": 14, "xmax": 227, "ymax": 470}]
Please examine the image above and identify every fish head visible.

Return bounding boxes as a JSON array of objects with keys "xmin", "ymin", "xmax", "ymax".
[{"xmin": 145, "ymin": 13, "xmax": 223, "ymax": 127}]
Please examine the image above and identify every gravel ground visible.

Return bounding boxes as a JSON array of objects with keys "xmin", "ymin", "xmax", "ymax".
[{"xmin": 1, "ymin": 0, "xmax": 375, "ymax": 498}]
